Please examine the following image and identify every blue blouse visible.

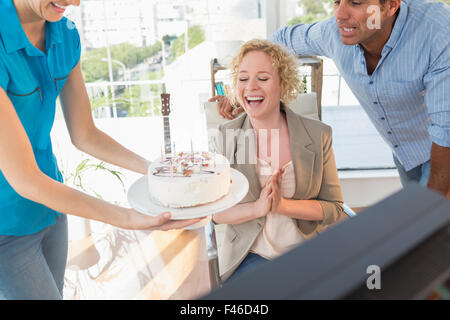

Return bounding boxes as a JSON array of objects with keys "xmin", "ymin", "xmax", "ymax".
[{"xmin": 0, "ymin": 0, "xmax": 81, "ymax": 235}]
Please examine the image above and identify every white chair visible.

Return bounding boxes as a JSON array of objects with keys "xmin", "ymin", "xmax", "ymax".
[{"xmin": 286, "ymin": 92, "xmax": 320, "ymax": 120}]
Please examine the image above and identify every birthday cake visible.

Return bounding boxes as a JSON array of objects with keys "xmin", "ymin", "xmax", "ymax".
[{"xmin": 147, "ymin": 151, "xmax": 231, "ymax": 208}]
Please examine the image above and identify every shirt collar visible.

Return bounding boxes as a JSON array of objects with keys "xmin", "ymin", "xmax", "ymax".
[
  {"xmin": 0, "ymin": 0, "xmax": 63, "ymax": 55},
  {"xmin": 46, "ymin": 19, "xmax": 63, "ymax": 48},
  {"xmin": 384, "ymin": 1, "xmax": 408, "ymax": 49}
]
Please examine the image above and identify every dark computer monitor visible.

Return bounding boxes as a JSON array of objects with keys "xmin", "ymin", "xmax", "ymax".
[{"xmin": 203, "ymin": 183, "xmax": 449, "ymax": 300}]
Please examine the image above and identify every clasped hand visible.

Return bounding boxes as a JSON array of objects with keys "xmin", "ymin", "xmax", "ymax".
[{"xmin": 254, "ymin": 168, "xmax": 284, "ymax": 218}]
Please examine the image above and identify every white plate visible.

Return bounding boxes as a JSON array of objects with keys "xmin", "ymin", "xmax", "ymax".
[{"xmin": 127, "ymin": 168, "xmax": 249, "ymax": 220}]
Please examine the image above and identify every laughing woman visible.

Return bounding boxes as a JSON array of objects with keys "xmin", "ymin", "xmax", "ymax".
[
  {"xmin": 212, "ymin": 39, "xmax": 346, "ymax": 282},
  {"xmin": 0, "ymin": 0, "xmax": 199, "ymax": 299}
]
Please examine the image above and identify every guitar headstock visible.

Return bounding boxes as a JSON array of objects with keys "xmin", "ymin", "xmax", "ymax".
[{"xmin": 161, "ymin": 93, "xmax": 171, "ymax": 116}]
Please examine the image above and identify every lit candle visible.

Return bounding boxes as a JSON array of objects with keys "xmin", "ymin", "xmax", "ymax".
[
  {"xmin": 190, "ymin": 139, "xmax": 194, "ymax": 162},
  {"xmin": 211, "ymin": 147, "xmax": 216, "ymax": 168}
]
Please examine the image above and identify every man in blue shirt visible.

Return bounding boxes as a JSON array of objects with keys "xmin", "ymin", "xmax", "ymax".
[{"xmin": 212, "ymin": 0, "xmax": 449, "ymax": 198}]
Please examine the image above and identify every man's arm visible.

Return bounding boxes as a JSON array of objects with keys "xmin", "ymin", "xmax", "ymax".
[
  {"xmin": 269, "ymin": 17, "xmax": 336, "ymax": 57},
  {"xmin": 423, "ymin": 33, "xmax": 450, "ymax": 198},
  {"xmin": 427, "ymin": 143, "xmax": 450, "ymax": 198}
]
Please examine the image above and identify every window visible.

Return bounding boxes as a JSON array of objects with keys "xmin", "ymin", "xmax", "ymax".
[{"xmin": 58, "ymin": 0, "xmax": 398, "ymax": 175}]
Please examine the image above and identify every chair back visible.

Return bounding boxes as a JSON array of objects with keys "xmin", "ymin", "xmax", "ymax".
[{"xmin": 286, "ymin": 92, "xmax": 319, "ymax": 120}]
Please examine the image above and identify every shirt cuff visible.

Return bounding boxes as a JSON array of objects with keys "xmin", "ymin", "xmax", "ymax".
[{"xmin": 428, "ymin": 125, "xmax": 450, "ymax": 147}]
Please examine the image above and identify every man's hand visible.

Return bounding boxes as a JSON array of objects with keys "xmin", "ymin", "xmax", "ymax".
[
  {"xmin": 427, "ymin": 143, "xmax": 450, "ymax": 198},
  {"xmin": 208, "ymin": 95, "xmax": 244, "ymax": 120}
]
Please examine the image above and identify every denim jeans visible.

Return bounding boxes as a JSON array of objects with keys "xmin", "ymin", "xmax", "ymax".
[
  {"xmin": 393, "ymin": 155, "xmax": 431, "ymax": 188},
  {"xmin": 227, "ymin": 252, "xmax": 269, "ymax": 283},
  {"xmin": 0, "ymin": 214, "xmax": 68, "ymax": 300}
]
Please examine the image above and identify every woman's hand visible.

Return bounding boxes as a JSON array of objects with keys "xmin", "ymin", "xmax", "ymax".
[
  {"xmin": 269, "ymin": 168, "xmax": 284, "ymax": 213},
  {"xmin": 121, "ymin": 208, "xmax": 202, "ymax": 231},
  {"xmin": 253, "ymin": 179, "xmax": 273, "ymax": 219}
]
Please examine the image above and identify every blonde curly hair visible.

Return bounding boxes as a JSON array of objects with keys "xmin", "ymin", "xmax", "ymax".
[{"xmin": 229, "ymin": 39, "xmax": 303, "ymax": 106}]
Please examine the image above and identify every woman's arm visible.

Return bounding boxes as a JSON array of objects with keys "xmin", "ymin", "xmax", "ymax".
[
  {"xmin": 271, "ymin": 127, "xmax": 344, "ymax": 224},
  {"xmin": 0, "ymin": 87, "xmax": 200, "ymax": 230},
  {"xmin": 212, "ymin": 123, "xmax": 273, "ymax": 224},
  {"xmin": 314, "ymin": 127, "xmax": 345, "ymax": 224},
  {"xmin": 270, "ymin": 169, "xmax": 324, "ymax": 221},
  {"xmin": 59, "ymin": 62, "xmax": 150, "ymax": 175},
  {"xmin": 212, "ymin": 202, "xmax": 257, "ymax": 225},
  {"xmin": 213, "ymin": 179, "xmax": 273, "ymax": 225},
  {"xmin": 276, "ymin": 198, "xmax": 324, "ymax": 221}
]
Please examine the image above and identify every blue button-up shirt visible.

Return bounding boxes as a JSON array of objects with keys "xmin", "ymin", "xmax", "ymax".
[
  {"xmin": 0, "ymin": 0, "xmax": 81, "ymax": 235},
  {"xmin": 271, "ymin": 0, "xmax": 449, "ymax": 171}
]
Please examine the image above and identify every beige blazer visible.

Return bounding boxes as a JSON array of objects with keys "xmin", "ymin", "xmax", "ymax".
[{"xmin": 214, "ymin": 106, "xmax": 345, "ymax": 281}]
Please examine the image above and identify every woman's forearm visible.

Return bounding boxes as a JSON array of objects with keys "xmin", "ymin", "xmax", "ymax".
[
  {"xmin": 212, "ymin": 202, "xmax": 257, "ymax": 225},
  {"xmin": 60, "ymin": 63, "xmax": 150, "ymax": 176},
  {"xmin": 22, "ymin": 169, "xmax": 129, "ymax": 228},
  {"xmin": 277, "ymin": 198, "xmax": 324, "ymax": 221},
  {"xmin": 75, "ymin": 127, "xmax": 150, "ymax": 175}
]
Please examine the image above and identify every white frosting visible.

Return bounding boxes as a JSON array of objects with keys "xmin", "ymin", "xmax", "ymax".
[{"xmin": 147, "ymin": 152, "xmax": 231, "ymax": 208}]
